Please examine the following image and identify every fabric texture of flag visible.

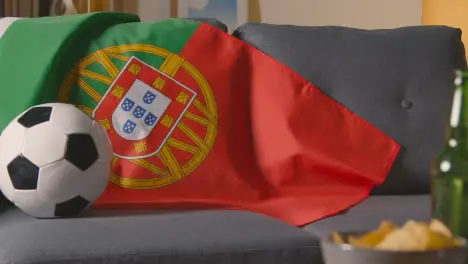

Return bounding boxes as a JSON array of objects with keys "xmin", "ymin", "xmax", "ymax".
[{"xmin": 0, "ymin": 13, "xmax": 400, "ymax": 226}]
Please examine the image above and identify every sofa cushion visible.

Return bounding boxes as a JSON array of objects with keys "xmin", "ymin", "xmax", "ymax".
[
  {"xmin": 0, "ymin": 208, "xmax": 320, "ymax": 264},
  {"xmin": 302, "ymin": 195, "xmax": 431, "ymax": 237},
  {"xmin": 233, "ymin": 24, "xmax": 466, "ymax": 194}
]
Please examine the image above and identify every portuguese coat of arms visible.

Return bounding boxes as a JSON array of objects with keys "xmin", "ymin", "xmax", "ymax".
[{"xmin": 93, "ymin": 56, "xmax": 197, "ymax": 159}]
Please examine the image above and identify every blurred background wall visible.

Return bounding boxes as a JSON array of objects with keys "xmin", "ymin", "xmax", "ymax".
[
  {"xmin": 1, "ymin": 0, "xmax": 423, "ymax": 29},
  {"xmin": 137, "ymin": 0, "xmax": 422, "ymax": 29},
  {"xmin": 422, "ymin": 0, "xmax": 468, "ymax": 59},
  {"xmin": 3, "ymin": 0, "xmax": 466, "ymax": 38},
  {"xmin": 252, "ymin": 0, "xmax": 422, "ymax": 28}
]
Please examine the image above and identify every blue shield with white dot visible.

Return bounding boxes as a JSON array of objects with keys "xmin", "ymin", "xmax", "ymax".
[
  {"xmin": 133, "ymin": 106, "xmax": 146, "ymax": 118},
  {"xmin": 123, "ymin": 120, "xmax": 137, "ymax": 134},
  {"xmin": 121, "ymin": 98, "xmax": 135, "ymax": 112},
  {"xmin": 143, "ymin": 91, "xmax": 156, "ymax": 104},
  {"xmin": 145, "ymin": 113, "xmax": 158, "ymax": 126}
]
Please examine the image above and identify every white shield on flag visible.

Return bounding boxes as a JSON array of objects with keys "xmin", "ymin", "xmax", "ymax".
[{"xmin": 112, "ymin": 79, "xmax": 172, "ymax": 141}]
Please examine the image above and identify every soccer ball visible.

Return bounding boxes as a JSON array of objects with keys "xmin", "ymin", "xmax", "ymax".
[{"xmin": 0, "ymin": 103, "xmax": 113, "ymax": 218}]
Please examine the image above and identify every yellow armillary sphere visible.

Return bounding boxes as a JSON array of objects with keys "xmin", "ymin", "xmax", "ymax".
[{"xmin": 58, "ymin": 44, "xmax": 218, "ymax": 189}]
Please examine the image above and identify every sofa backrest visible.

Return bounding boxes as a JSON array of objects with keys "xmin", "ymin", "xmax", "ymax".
[
  {"xmin": 187, "ymin": 18, "xmax": 228, "ymax": 32},
  {"xmin": 233, "ymin": 23, "xmax": 467, "ymax": 195}
]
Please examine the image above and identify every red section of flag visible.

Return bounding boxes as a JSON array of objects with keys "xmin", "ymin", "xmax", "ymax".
[{"xmin": 95, "ymin": 24, "xmax": 400, "ymax": 226}]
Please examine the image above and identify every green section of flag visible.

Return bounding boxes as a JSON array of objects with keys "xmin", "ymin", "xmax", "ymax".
[
  {"xmin": 0, "ymin": 12, "xmax": 139, "ymax": 131},
  {"xmin": 67, "ymin": 18, "xmax": 200, "ymax": 110}
]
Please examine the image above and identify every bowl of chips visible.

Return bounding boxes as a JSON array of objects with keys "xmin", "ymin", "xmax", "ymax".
[{"xmin": 320, "ymin": 219, "xmax": 468, "ymax": 264}]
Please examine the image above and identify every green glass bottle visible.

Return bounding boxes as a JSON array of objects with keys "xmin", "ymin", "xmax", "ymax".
[{"xmin": 432, "ymin": 69, "xmax": 468, "ymax": 238}]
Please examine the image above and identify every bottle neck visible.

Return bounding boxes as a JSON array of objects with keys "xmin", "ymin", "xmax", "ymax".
[{"xmin": 446, "ymin": 77, "xmax": 468, "ymax": 150}]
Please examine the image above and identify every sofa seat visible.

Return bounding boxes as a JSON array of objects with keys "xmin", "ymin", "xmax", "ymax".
[
  {"xmin": 0, "ymin": 207, "xmax": 320, "ymax": 264},
  {"xmin": 303, "ymin": 195, "xmax": 431, "ymax": 237},
  {"xmin": 0, "ymin": 195, "xmax": 429, "ymax": 264}
]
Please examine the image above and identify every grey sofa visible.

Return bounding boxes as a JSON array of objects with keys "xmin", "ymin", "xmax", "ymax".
[{"xmin": 0, "ymin": 19, "xmax": 465, "ymax": 264}]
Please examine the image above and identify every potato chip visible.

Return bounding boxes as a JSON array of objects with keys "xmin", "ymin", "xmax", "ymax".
[
  {"xmin": 425, "ymin": 229, "xmax": 458, "ymax": 250},
  {"xmin": 377, "ymin": 220, "xmax": 399, "ymax": 233},
  {"xmin": 397, "ymin": 221, "xmax": 454, "ymax": 251},
  {"xmin": 376, "ymin": 228, "xmax": 423, "ymax": 251},
  {"xmin": 348, "ymin": 221, "xmax": 398, "ymax": 248},
  {"xmin": 429, "ymin": 219, "xmax": 453, "ymax": 238},
  {"xmin": 331, "ymin": 218, "xmax": 463, "ymax": 252},
  {"xmin": 331, "ymin": 232, "xmax": 345, "ymax": 244},
  {"xmin": 348, "ymin": 232, "xmax": 382, "ymax": 248},
  {"xmin": 400, "ymin": 219, "xmax": 422, "ymax": 231}
]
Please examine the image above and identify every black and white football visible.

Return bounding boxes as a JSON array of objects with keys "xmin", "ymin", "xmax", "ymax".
[{"xmin": 0, "ymin": 103, "xmax": 113, "ymax": 218}]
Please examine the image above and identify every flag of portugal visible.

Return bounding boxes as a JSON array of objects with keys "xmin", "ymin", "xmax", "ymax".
[{"xmin": 0, "ymin": 13, "xmax": 400, "ymax": 226}]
